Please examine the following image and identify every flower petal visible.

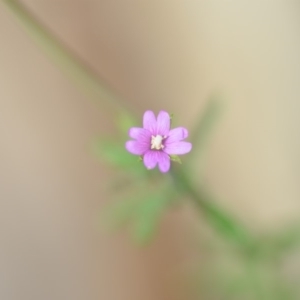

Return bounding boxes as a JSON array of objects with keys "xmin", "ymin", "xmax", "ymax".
[
  {"xmin": 156, "ymin": 111, "xmax": 170, "ymax": 136},
  {"xmin": 143, "ymin": 150, "xmax": 159, "ymax": 169},
  {"xmin": 143, "ymin": 110, "xmax": 156, "ymax": 133},
  {"xmin": 157, "ymin": 151, "xmax": 171, "ymax": 173},
  {"xmin": 163, "ymin": 141, "xmax": 192, "ymax": 155},
  {"xmin": 166, "ymin": 127, "xmax": 188, "ymax": 143},
  {"xmin": 125, "ymin": 140, "xmax": 149, "ymax": 155},
  {"xmin": 129, "ymin": 127, "xmax": 151, "ymax": 142}
]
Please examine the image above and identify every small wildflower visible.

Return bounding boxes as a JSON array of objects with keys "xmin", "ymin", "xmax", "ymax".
[{"xmin": 125, "ymin": 110, "xmax": 192, "ymax": 173}]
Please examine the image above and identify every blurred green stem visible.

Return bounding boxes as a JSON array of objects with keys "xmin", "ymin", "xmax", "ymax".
[
  {"xmin": 5, "ymin": 0, "xmax": 256, "ymax": 251},
  {"xmin": 3, "ymin": 0, "xmax": 135, "ymax": 114},
  {"xmin": 171, "ymin": 168, "xmax": 255, "ymax": 249}
]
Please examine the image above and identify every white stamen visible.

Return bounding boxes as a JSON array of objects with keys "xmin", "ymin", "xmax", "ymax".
[{"xmin": 151, "ymin": 135, "xmax": 164, "ymax": 150}]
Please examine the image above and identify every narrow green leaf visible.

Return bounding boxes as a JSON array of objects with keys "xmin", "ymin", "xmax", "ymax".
[
  {"xmin": 131, "ymin": 193, "xmax": 169, "ymax": 244},
  {"xmin": 103, "ymin": 197, "xmax": 141, "ymax": 230},
  {"xmin": 188, "ymin": 95, "xmax": 224, "ymax": 170},
  {"xmin": 92, "ymin": 138, "xmax": 134, "ymax": 166},
  {"xmin": 103, "ymin": 186, "xmax": 172, "ymax": 244},
  {"xmin": 116, "ymin": 112, "xmax": 138, "ymax": 135},
  {"xmin": 170, "ymin": 155, "xmax": 182, "ymax": 164}
]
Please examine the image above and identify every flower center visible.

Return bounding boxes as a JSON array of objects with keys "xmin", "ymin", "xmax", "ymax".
[{"xmin": 151, "ymin": 135, "xmax": 165, "ymax": 150}]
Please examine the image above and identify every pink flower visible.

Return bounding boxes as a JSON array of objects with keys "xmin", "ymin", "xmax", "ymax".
[{"xmin": 125, "ymin": 110, "xmax": 192, "ymax": 173}]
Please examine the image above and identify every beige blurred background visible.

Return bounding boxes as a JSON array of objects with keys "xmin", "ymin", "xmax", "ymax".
[{"xmin": 1, "ymin": 1, "xmax": 300, "ymax": 299}]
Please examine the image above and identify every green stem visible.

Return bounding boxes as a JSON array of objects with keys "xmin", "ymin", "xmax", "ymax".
[
  {"xmin": 3, "ymin": 0, "xmax": 134, "ymax": 114},
  {"xmin": 171, "ymin": 168, "xmax": 255, "ymax": 249}
]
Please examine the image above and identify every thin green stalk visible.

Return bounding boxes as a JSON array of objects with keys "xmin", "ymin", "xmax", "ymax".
[
  {"xmin": 3, "ymin": 0, "xmax": 135, "ymax": 114},
  {"xmin": 171, "ymin": 167, "xmax": 255, "ymax": 249}
]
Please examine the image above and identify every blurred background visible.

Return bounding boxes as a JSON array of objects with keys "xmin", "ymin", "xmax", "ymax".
[{"xmin": 1, "ymin": 1, "xmax": 300, "ymax": 299}]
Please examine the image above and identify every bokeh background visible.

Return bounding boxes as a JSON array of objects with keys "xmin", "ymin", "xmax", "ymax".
[{"xmin": 1, "ymin": 1, "xmax": 300, "ymax": 299}]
